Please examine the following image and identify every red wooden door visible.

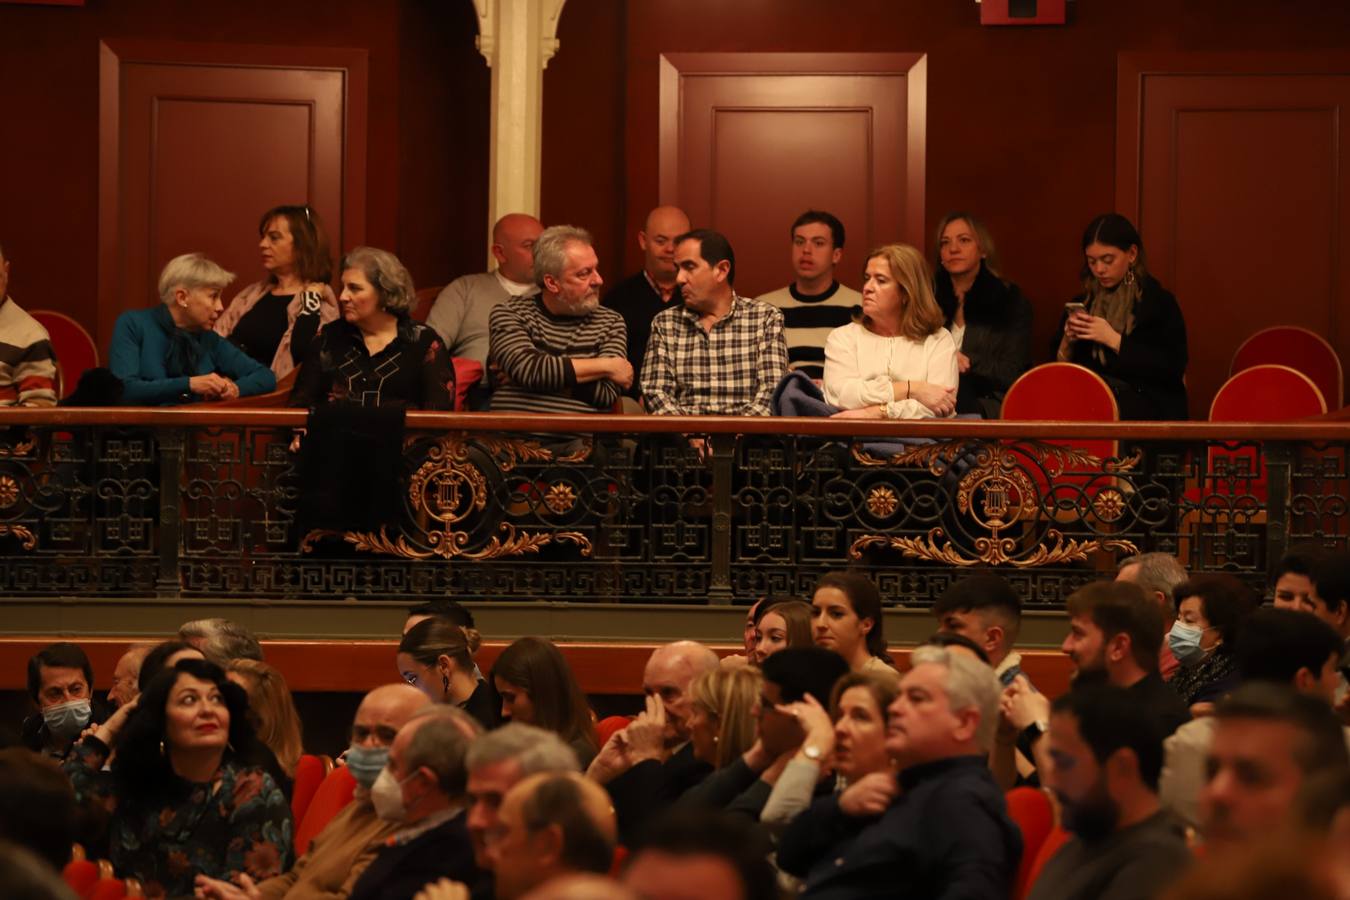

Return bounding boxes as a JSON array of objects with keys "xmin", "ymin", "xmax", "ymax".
[
  {"xmin": 1117, "ymin": 53, "xmax": 1350, "ymax": 416},
  {"xmin": 659, "ymin": 53, "xmax": 926, "ymax": 299},
  {"xmin": 98, "ymin": 40, "xmax": 368, "ymax": 351}
]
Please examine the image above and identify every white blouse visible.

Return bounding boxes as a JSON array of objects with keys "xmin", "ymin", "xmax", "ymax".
[{"xmin": 823, "ymin": 322, "xmax": 959, "ymax": 419}]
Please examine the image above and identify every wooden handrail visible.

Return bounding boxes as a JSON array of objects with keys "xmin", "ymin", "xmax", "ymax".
[{"xmin": 2, "ymin": 407, "xmax": 1350, "ymax": 440}]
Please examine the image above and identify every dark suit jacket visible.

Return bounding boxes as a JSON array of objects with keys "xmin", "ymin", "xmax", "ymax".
[
  {"xmin": 348, "ymin": 811, "xmax": 480, "ymax": 900},
  {"xmin": 606, "ymin": 742, "xmax": 713, "ymax": 844}
]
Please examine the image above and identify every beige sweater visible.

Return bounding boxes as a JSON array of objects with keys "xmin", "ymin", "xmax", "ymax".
[{"xmin": 257, "ymin": 801, "xmax": 398, "ymax": 900}]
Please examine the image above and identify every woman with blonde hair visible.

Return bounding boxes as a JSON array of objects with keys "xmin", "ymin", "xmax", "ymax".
[
  {"xmin": 822, "ymin": 243, "xmax": 958, "ymax": 419},
  {"xmin": 686, "ymin": 666, "xmax": 762, "ymax": 769},
  {"xmin": 396, "ymin": 616, "xmax": 497, "ymax": 728},
  {"xmin": 224, "ymin": 658, "xmax": 303, "ymax": 782}
]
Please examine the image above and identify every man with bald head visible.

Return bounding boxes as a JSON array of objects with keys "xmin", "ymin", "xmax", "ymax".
[
  {"xmin": 196, "ymin": 683, "xmax": 431, "ymax": 899},
  {"xmin": 427, "ymin": 213, "xmax": 545, "ymax": 371},
  {"xmin": 603, "ymin": 206, "xmax": 690, "ymax": 401},
  {"xmin": 589, "ymin": 641, "xmax": 720, "ymax": 842}
]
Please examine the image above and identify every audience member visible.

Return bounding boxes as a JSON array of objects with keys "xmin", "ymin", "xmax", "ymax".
[
  {"xmin": 492, "ymin": 637, "xmax": 597, "ymax": 767},
  {"xmin": 1054, "ymin": 212, "xmax": 1188, "ymax": 420},
  {"xmin": 933, "ymin": 212, "xmax": 1032, "ymax": 418},
  {"xmin": 603, "ymin": 205, "xmax": 690, "ymax": 400},
  {"xmin": 479, "ymin": 772, "xmax": 616, "ymax": 900},
  {"xmin": 63, "ymin": 658, "xmax": 291, "ymax": 897},
  {"xmin": 346, "ymin": 706, "xmax": 484, "ymax": 900},
  {"xmin": 750, "ymin": 599, "xmax": 813, "ymax": 665},
  {"xmin": 622, "ymin": 808, "xmax": 778, "ymax": 900},
  {"xmin": 719, "ymin": 598, "xmax": 766, "ymax": 670},
  {"xmin": 398, "ymin": 616, "xmax": 497, "ymax": 728},
  {"xmin": 1116, "ymin": 552, "xmax": 1189, "ymax": 681},
  {"xmin": 106, "ymin": 643, "xmax": 152, "ymax": 710},
  {"xmin": 213, "ymin": 204, "xmax": 338, "ymax": 379},
  {"xmin": 1200, "ymin": 683, "xmax": 1349, "ymax": 851},
  {"xmin": 0, "ymin": 839, "xmax": 73, "ymax": 900},
  {"xmin": 465, "ymin": 724, "xmax": 581, "ymax": 878},
  {"xmin": 777, "ymin": 645, "xmax": 1020, "ymax": 897},
  {"xmin": 195, "ymin": 683, "xmax": 430, "ymax": 900},
  {"xmin": 761, "ymin": 668, "xmax": 901, "ymax": 833},
  {"xmin": 1160, "ymin": 607, "xmax": 1348, "ymax": 829},
  {"xmin": 1305, "ymin": 551, "xmax": 1350, "ymax": 705},
  {"xmin": 679, "ymin": 647, "xmax": 849, "ymax": 819},
  {"xmin": 1271, "ymin": 544, "xmax": 1323, "ymax": 612},
  {"xmin": 427, "ymin": 213, "xmax": 544, "ymax": 366},
  {"xmin": 0, "ymin": 749, "xmax": 79, "ymax": 871},
  {"xmin": 0, "ymin": 242, "xmax": 58, "ymax": 407},
  {"xmin": 110, "ymin": 252, "xmax": 276, "ymax": 404},
  {"xmin": 1167, "ymin": 574, "xmax": 1257, "ymax": 706},
  {"xmin": 290, "ymin": 246, "xmax": 453, "ymax": 409},
  {"xmin": 1027, "ymin": 684, "xmax": 1190, "ymax": 900},
  {"xmin": 21, "ymin": 642, "xmax": 109, "ymax": 760},
  {"xmin": 755, "ymin": 210, "xmax": 861, "ymax": 380},
  {"xmin": 1157, "ymin": 837, "xmax": 1345, "ymax": 900},
  {"xmin": 405, "ymin": 598, "xmax": 477, "ymax": 635},
  {"xmin": 226, "ymin": 658, "xmax": 304, "ymax": 782},
  {"xmin": 516, "ymin": 873, "xmax": 635, "ymax": 900},
  {"xmin": 589, "ymin": 642, "xmax": 719, "ymax": 842},
  {"xmin": 180, "ymin": 617, "xmax": 265, "ymax": 665},
  {"xmin": 641, "ymin": 229, "xmax": 787, "ymax": 417},
  {"xmin": 932, "ymin": 571, "xmax": 1029, "ymax": 685},
  {"xmin": 809, "ymin": 571, "xmax": 894, "ymax": 673},
  {"xmin": 488, "ymin": 225, "xmax": 632, "ymax": 419},
  {"xmin": 685, "ymin": 667, "xmax": 761, "ymax": 770},
  {"xmin": 922, "ymin": 631, "xmax": 991, "ymax": 664},
  {"xmin": 814, "ymin": 242, "xmax": 957, "ymax": 420},
  {"xmin": 137, "ymin": 640, "xmax": 206, "ymax": 693}
]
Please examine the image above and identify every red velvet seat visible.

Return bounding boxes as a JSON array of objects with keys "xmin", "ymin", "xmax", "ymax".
[
  {"xmin": 63, "ymin": 848, "xmax": 100, "ymax": 899},
  {"xmin": 1006, "ymin": 787, "xmax": 1055, "ymax": 899},
  {"xmin": 29, "ymin": 309, "xmax": 98, "ymax": 399},
  {"xmin": 412, "ymin": 285, "xmax": 442, "ymax": 323},
  {"xmin": 1231, "ymin": 325, "xmax": 1343, "ymax": 410},
  {"xmin": 1018, "ymin": 824, "xmax": 1072, "ymax": 900},
  {"xmin": 291, "ymin": 753, "xmax": 333, "ymax": 828},
  {"xmin": 294, "ymin": 763, "xmax": 357, "ymax": 855},
  {"xmin": 1000, "ymin": 363, "xmax": 1120, "ymax": 519},
  {"xmin": 596, "ymin": 715, "xmax": 634, "ymax": 748}
]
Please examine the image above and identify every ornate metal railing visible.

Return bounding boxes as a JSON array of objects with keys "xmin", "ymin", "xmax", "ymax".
[{"xmin": 0, "ymin": 410, "xmax": 1345, "ymax": 609}]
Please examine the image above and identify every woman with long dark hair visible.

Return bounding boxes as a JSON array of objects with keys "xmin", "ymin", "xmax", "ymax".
[
  {"xmin": 491, "ymin": 636, "xmax": 597, "ymax": 766},
  {"xmin": 62, "ymin": 658, "xmax": 292, "ymax": 897},
  {"xmin": 933, "ymin": 212, "xmax": 1032, "ymax": 418},
  {"xmin": 810, "ymin": 572, "xmax": 894, "ymax": 673},
  {"xmin": 1054, "ymin": 213, "xmax": 1189, "ymax": 420},
  {"xmin": 397, "ymin": 616, "xmax": 498, "ymax": 729}
]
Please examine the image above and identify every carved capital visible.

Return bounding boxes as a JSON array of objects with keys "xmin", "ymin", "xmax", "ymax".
[{"xmin": 472, "ymin": 0, "xmax": 567, "ymax": 69}]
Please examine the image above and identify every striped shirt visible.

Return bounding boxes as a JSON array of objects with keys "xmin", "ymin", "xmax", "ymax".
[
  {"xmin": 0, "ymin": 297, "xmax": 58, "ymax": 407},
  {"xmin": 757, "ymin": 281, "xmax": 862, "ymax": 380},
  {"xmin": 641, "ymin": 294, "xmax": 788, "ymax": 416},
  {"xmin": 488, "ymin": 295, "xmax": 628, "ymax": 415}
]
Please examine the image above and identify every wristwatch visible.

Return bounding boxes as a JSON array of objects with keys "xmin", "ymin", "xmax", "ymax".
[{"xmin": 802, "ymin": 744, "xmax": 825, "ymax": 761}]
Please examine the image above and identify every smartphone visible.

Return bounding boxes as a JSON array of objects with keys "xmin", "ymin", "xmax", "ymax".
[{"xmin": 1064, "ymin": 301, "xmax": 1086, "ymax": 315}]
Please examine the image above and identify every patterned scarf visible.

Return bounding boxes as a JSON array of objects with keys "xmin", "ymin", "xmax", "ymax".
[{"xmin": 1084, "ymin": 277, "xmax": 1140, "ymax": 365}]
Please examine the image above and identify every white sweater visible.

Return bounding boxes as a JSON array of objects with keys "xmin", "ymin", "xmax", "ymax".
[{"xmin": 822, "ymin": 322, "xmax": 958, "ymax": 419}]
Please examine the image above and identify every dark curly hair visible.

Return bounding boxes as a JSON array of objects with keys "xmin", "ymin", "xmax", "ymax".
[{"xmin": 112, "ymin": 658, "xmax": 270, "ymax": 812}]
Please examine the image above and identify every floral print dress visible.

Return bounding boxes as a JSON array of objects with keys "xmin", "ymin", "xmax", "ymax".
[{"xmin": 64, "ymin": 737, "xmax": 293, "ymax": 899}]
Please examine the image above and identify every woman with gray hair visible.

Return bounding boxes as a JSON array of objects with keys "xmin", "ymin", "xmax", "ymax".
[
  {"xmin": 289, "ymin": 246, "xmax": 453, "ymax": 409},
  {"xmin": 108, "ymin": 252, "xmax": 277, "ymax": 405}
]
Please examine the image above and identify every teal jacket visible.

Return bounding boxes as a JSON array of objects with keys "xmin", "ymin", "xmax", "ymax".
[{"xmin": 109, "ymin": 305, "xmax": 276, "ymax": 405}]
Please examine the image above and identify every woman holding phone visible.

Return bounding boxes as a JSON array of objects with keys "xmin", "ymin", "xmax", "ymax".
[{"xmin": 1054, "ymin": 213, "xmax": 1189, "ymax": 420}]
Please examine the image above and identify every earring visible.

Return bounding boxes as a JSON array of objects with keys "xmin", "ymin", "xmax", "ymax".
[
  {"xmin": 442, "ymin": 673, "xmax": 450, "ymax": 698},
  {"xmin": 158, "ymin": 740, "xmax": 166, "ymax": 756},
  {"xmin": 1124, "ymin": 265, "xmax": 1137, "ymax": 286}
]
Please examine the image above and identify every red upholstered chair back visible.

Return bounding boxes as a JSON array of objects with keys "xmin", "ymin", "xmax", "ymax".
[
  {"xmin": 291, "ymin": 754, "xmax": 333, "ymax": 827},
  {"xmin": 413, "ymin": 286, "xmax": 442, "ymax": 323},
  {"xmin": 596, "ymin": 715, "xmax": 634, "ymax": 748},
  {"xmin": 29, "ymin": 310, "xmax": 99, "ymax": 399},
  {"xmin": 1206, "ymin": 365, "xmax": 1327, "ymax": 502},
  {"xmin": 89, "ymin": 874, "xmax": 129, "ymax": 900},
  {"xmin": 63, "ymin": 852, "xmax": 100, "ymax": 898},
  {"xmin": 1006, "ymin": 787, "xmax": 1055, "ymax": 899},
  {"xmin": 1231, "ymin": 325, "xmax": 1343, "ymax": 410},
  {"xmin": 1001, "ymin": 363, "xmax": 1120, "ymax": 504},
  {"xmin": 1018, "ymin": 825, "xmax": 1072, "ymax": 900},
  {"xmin": 294, "ymin": 763, "xmax": 357, "ymax": 855}
]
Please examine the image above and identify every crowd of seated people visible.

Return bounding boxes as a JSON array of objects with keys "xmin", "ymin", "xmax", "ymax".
[
  {"xmin": 3, "ymin": 201, "xmax": 1213, "ymax": 423},
  {"xmin": 3, "ymin": 556, "xmax": 1348, "ymax": 899}
]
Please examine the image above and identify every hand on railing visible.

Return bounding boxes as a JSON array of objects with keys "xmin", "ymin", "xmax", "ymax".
[
  {"xmin": 189, "ymin": 374, "xmax": 237, "ymax": 401},
  {"xmin": 193, "ymin": 871, "xmax": 262, "ymax": 899}
]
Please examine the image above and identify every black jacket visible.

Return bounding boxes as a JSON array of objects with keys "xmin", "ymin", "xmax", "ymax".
[
  {"xmin": 348, "ymin": 811, "xmax": 480, "ymax": 900},
  {"xmin": 605, "ymin": 742, "xmax": 712, "ymax": 844},
  {"xmin": 778, "ymin": 755, "xmax": 1021, "ymax": 900},
  {"xmin": 1053, "ymin": 275, "xmax": 1189, "ymax": 420},
  {"xmin": 936, "ymin": 263, "xmax": 1033, "ymax": 418},
  {"xmin": 21, "ymin": 698, "xmax": 112, "ymax": 759}
]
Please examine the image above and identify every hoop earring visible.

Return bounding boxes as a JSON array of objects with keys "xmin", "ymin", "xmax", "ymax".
[{"xmin": 1124, "ymin": 265, "xmax": 1137, "ymax": 287}]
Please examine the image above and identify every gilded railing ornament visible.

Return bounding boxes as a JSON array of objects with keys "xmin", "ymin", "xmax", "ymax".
[
  {"xmin": 300, "ymin": 434, "xmax": 594, "ymax": 560},
  {"xmin": 850, "ymin": 528, "xmax": 1138, "ymax": 568},
  {"xmin": 0, "ymin": 524, "xmax": 37, "ymax": 550}
]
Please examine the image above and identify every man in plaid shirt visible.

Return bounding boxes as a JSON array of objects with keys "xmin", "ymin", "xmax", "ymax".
[{"xmin": 640, "ymin": 229, "xmax": 788, "ymax": 416}]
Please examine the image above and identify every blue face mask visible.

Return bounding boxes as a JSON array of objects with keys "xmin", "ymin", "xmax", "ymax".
[
  {"xmin": 42, "ymin": 698, "xmax": 92, "ymax": 742},
  {"xmin": 1167, "ymin": 622, "xmax": 1211, "ymax": 666},
  {"xmin": 346, "ymin": 744, "xmax": 391, "ymax": 789}
]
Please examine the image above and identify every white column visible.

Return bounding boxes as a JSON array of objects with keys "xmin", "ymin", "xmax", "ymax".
[{"xmin": 472, "ymin": 0, "xmax": 566, "ymax": 267}]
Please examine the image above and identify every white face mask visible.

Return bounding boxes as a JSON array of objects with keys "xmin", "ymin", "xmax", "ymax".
[{"xmin": 370, "ymin": 766, "xmax": 412, "ymax": 822}]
